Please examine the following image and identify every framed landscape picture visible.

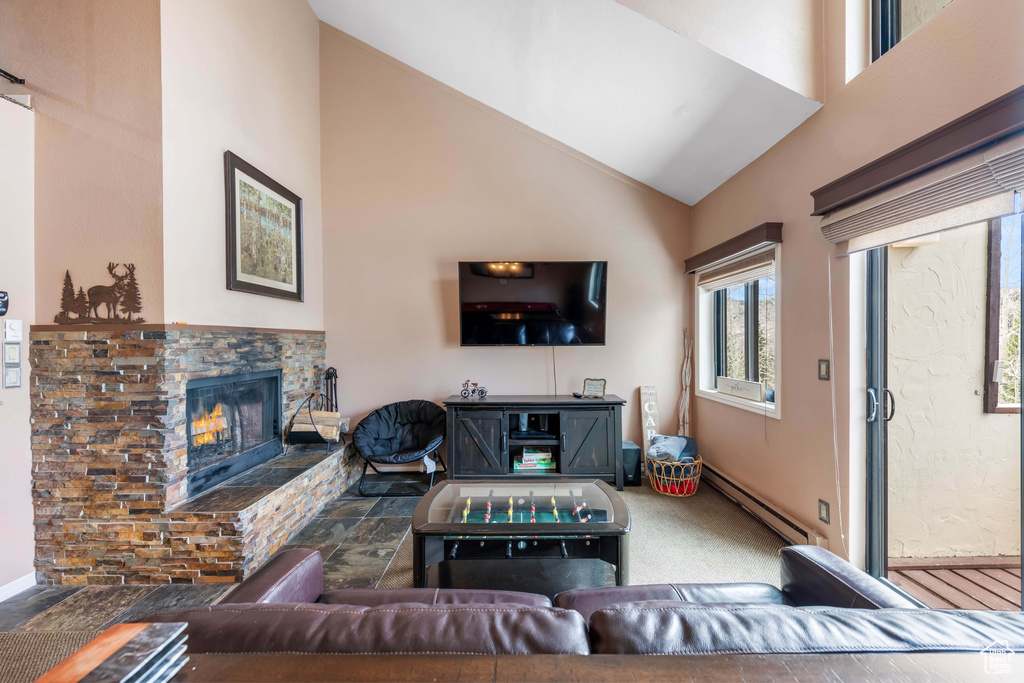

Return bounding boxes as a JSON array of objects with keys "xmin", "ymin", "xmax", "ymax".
[{"xmin": 224, "ymin": 151, "xmax": 303, "ymax": 302}]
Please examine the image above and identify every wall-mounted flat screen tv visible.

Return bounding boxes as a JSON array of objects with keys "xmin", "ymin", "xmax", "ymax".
[{"xmin": 459, "ymin": 261, "xmax": 607, "ymax": 346}]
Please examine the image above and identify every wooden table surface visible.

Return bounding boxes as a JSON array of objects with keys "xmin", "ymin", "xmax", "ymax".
[{"xmin": 173, "ymin": 652, "xmax": 1017, "ymax": 682}]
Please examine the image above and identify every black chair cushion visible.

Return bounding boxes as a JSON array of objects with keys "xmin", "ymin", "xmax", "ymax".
[{"xmin": 353, "ymin": 400, "xmax": 445, "ymax": 464}]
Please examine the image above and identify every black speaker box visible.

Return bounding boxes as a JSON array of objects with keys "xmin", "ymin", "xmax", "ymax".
[{"xmin": 622, "ymin": 440, "xmax": 642, "ymax": 486}]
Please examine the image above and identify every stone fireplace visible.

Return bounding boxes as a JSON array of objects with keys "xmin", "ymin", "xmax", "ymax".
[{"xmin": 30, "ymin": 325, "xmax": 360, "ymax": 585}]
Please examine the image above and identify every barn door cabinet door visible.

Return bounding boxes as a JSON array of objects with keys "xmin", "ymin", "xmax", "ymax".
[
  {"xmin": 450, "ymin": 409, "xmax": 507, "ymax": 475},
  {"xmin": 560, "ymin": 409, "xmax": 614, "ymax": 474}
]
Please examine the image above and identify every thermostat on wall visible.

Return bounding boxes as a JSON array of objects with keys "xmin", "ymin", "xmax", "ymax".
[{"xmin": 4, "ymin": 319, "xmax": 22, "ymax": 341}]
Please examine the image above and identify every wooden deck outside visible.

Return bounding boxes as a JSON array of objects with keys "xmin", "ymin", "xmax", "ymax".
[{"xmin": 888, "ymin": 556, "xmax": 1022, "ymax": 611}]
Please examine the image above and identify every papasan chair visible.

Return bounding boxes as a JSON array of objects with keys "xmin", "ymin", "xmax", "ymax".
[{"xmin": 352, "ymin": 400, "xmax": 447, "ymax": 496}]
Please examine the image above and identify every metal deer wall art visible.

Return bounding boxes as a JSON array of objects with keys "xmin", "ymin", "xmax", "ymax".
[{"xmin": 54, "ymin": 263, "xmax": 145, "ymax": 325}]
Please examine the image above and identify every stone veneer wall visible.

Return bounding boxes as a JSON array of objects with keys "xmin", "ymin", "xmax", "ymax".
[{"xmin": 30, "ymin": 325, "xmax": 355, "ymax": 584}]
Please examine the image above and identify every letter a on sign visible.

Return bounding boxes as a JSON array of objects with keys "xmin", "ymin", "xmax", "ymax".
[{"xmin": 639, "ymin": 386, "xmax": 658, "ymax": 459}]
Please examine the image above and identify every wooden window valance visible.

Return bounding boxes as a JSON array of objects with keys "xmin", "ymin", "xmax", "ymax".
[
  {"xmin": 811, "ymin": 85, "xmax": 1024, "ymax": 216},
  {"xmin": 684, "ymin": 223, "xmax": 782, "ymax": 274}
]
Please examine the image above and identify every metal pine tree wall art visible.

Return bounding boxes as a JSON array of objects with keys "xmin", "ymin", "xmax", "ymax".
[{"xmin": 53, "ymin": 263, "xmax": 146, "ymax": 324}]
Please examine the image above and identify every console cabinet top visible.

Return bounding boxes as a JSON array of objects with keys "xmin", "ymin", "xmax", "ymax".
[{"xmin": 443, "ymin": 394, "xmax": 626, "ymax": 407}]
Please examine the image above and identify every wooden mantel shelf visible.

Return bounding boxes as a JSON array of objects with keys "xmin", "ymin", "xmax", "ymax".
[{"xmin": 29, "ymin": 323, "xmax": 325, "ymax": 335}]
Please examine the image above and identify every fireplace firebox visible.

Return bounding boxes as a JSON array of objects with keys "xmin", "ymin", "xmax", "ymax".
[{"xmin": 185, "ymin": 369, "xmax": 283, "ymax": 497}]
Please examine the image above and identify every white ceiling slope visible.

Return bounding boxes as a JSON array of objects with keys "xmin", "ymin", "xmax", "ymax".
[{"xmin": 310, "ymin": 0, "xmax": 822, "ymax": 205}]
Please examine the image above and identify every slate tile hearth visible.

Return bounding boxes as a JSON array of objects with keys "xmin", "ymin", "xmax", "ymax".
[
  {"xmin": 265, "ymin": 451, "xmax": 333, "ymax": 469},
  {"xmin": 171, "ymin": 485, "xmax": 279, "ymax": 513},
  {"xmin": 0, "ymin": 470, "xmax": 431, "ymax": 632},
  {"xmin": 224, "ymin": 466, "xmax": 311, "ymax": 488}
]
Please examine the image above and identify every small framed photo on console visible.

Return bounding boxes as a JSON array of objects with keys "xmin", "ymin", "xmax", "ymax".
[{"xmin": 582, "ymin": 378, "xmax": 607, "ymax": 398}]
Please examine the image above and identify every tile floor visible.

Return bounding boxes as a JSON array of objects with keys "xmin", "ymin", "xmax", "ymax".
[{"xmin": 0, "ymin": 472, "xmax": 428, "ymax": 632}]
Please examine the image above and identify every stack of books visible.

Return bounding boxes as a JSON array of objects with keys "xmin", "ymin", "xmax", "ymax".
[{"xmin": 514, "ymin": 447, "xmax": 556, "ymax": 472}]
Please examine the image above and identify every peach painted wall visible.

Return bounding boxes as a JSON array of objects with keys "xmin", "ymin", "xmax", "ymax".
[
  {"xmin": 0, "ymin": 0, "xmax": 164, "ymax": 324},
  {"xmin": 0, "ymin": 98, "xmax": 35, "ymax": 586},
  {"xmin": 161, "ymin": 0, "xmax": 324, "ymax": 330},
  {"xmin": 320, "ymin": 26, "xmax": 691, "ymax": 444},
  {"xmin": 688, "ymin": 0, "xmax": 1024, "ymax": 559}
]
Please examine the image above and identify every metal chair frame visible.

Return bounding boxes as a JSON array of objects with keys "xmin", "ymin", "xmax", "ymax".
[{"xmin": 357, "ymin": 450, "xmax": 447, "ymax": 497}]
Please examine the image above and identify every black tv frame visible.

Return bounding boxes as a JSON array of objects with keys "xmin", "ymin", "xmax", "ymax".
[{"xmin": 458, "ymin": 260, "xmax": 608, "ymax": 347}]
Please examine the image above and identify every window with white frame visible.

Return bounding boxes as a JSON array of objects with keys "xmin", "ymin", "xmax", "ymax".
[{"xmin": 695, "ymin": 245, "xmax": 780, "ymax": 417}]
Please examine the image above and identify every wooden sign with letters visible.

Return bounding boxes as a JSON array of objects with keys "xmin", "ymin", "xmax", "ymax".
[{"xmin": 639, "ymin": 385, "xmax": 658, "ymax": 459}]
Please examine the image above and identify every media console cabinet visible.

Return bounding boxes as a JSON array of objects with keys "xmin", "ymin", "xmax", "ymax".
[{"xmin": 443, "ymin": 394, "xmax": 625, "ymax": 490}]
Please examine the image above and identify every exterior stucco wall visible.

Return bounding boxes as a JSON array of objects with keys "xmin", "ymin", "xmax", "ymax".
[{"xmin": 887, "ymin": 224, "xmax": 1021, "ymax": 558}]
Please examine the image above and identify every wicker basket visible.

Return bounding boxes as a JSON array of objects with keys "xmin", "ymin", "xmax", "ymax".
[{"xmin": 646, "ymin": 455, "xmax": 702, "ymax": 497}]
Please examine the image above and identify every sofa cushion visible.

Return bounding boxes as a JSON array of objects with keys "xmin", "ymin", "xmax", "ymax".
[
  {"xmin": 588, "ymin": 603, "xmax": 1024, "ymax": 654},
  {"xmin": 781, "ymin": 545, "xmax": 918, "ymax": 609},
  {"xmin": 554, "ymin": 583, "xmax": 784, "ymax": 622},
  {"xmin": 320, "ymin": 587, "xmax": 551, "ymax": 607},
  {"xmin": 146, "ymin": 603, "xmax": 589, "ymax": 655}
]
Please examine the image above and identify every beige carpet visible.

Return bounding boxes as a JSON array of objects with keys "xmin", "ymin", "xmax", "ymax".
[
  {"xmin": 378, "ymin": 479, "xmax": 787, "ymax": 589},
  {"xmin": 378, "ymin": 528, "xmax": 415, "ymax": 589},
  {"xmin": 0, "ymin": 631, "xmax": 100, "ymax": 683}
]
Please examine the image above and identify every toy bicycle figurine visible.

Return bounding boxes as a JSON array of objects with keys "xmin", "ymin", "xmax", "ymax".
[{"xmin": 461, "ymin": 380, "xmax": 488, "ymax": 399}]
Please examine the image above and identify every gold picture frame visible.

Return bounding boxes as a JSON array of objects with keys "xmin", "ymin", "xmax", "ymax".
[{"xmin": 582, "ymin": 378, "xmax": 607, "ymax": 398}]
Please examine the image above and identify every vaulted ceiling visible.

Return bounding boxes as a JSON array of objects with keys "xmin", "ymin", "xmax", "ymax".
[{"xmin": 309, "ymin": 0, "xmax": 822, "ymax": 205}]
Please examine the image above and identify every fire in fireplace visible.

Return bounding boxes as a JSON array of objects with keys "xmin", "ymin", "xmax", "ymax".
[{"xmin": 185, "ymin": 369, "xmax": 283, "ymax": 497}]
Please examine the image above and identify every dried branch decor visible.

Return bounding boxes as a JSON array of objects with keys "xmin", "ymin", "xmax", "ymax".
[{"xmin": 678, "ymin": 329, "xmax": 693, "ymax": 436}]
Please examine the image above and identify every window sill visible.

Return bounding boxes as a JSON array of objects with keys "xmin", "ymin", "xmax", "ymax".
[{"xmin": 696, "ymin": 388, "xmax": 781, "ymax": 420}]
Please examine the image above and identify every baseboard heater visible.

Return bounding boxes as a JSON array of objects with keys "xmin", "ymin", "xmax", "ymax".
[{"xmin": 701, "ymin": 464, "xmax": 828, "ymax": 550}]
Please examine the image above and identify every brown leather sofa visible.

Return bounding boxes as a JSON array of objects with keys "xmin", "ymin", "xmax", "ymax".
[
  {"xmin": 147, "ymin": 545, "xmax": 1024, "ymax": 656},
  {"xmin": 147, "ymin": 548, "xmax": 590, "ymax": 655}
]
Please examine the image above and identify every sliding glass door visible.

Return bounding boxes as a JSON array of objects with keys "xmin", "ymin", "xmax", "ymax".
[{"xmin": 865, "ymin": 212, "xmax": 1023, "ymax": 610}]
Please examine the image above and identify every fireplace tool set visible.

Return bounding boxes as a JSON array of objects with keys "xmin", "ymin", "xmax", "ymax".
[{"xmin": 285, "ymin": 367, "xmax": 345, "ymax": 453}]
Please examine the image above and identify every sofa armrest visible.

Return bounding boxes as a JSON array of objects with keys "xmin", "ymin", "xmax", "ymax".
[
  {"xmin": 220, "ymin": 548, "xmax": 323, "ymax": 604},
  {"xmin": 781, "ymin": 546, "xmax": 918, "ymax": 609}
]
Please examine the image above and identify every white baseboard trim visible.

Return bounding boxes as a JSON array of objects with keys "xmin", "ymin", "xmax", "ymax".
[
  {"xmin": 702, "ymin": 464, "xmax": 828, "ymax": 550},
  {"xmin": 0, "ymin": 572, "xmax": 36, "ymax": 602}
]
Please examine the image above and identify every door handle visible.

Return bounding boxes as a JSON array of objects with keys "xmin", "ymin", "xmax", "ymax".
[
  {"xmin": 502, "ymin": 432, "xmax": 507, "ymax": 454},
  {"xmin": 883, "ymin": 388, "xmax": 896, "ymax": 422},
  {"xmin": 561, "ymin": 433, "xmax": 567, "ymax": 450},
  {"xmin": 867, "ymin": 388, "xmax": 879, "ymax": 423}
]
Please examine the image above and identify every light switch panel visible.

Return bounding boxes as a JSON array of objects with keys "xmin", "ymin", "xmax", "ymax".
[{"xmin": 3, "ymin": 319, "xmax": 22, "ymax": 342}]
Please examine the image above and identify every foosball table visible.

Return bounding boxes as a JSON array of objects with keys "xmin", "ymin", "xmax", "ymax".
[{"xmin": 411, "ymin": 479, "xmax": 630, "ymax": 596}]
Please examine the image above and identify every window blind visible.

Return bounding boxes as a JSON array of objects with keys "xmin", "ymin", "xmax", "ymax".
[
  {"xmin": 819, "ymin": 131, "xmax": 1024, "ymax": 255},
  {"xmin": 697, "ymin": 249, "xmax": 775, "ymax": 291}
]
